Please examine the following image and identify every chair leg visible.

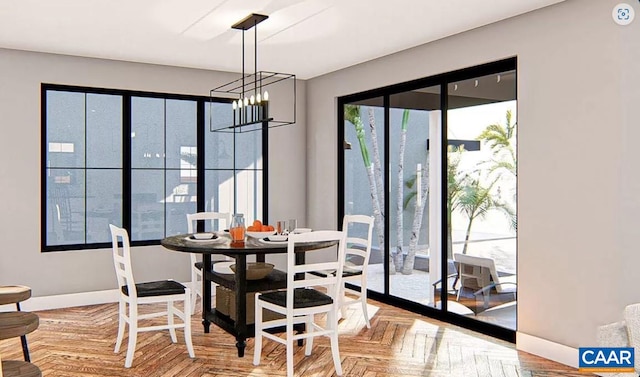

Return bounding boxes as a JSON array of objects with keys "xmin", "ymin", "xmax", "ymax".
[
  {"xmin": 339, "ymin": 285, "xmax": 347, "ymax": 320},
  {"xmin": 327, "ymin": 309, "xmax": 343, "ymax": 376},
  {"xmin": 305, "ymin": 314, "xmax": 314, "ymax": 356},
  {"xmin": 286, "ymin": 326, "xmax": 294, "ymax": 377},
  {"xmin": 184, "ymin": 290, "xmax": 195, "ymax": 358},
  {"xmin": 124, "ymin": 306, "xmax": 138, "ymax": 368},
  {"xmin": 114, "ymin": 300, "xmax": 126, "ymax": 353},
  {"xmin": 253, "ymin": 300, "xmax": 263, "ymax": 366},
  {"xmin": 167, "ymin": 301, "xmax": 177, "ymax": 343},
  {"xmin": 360, "ymin": 286, "xmax": 371, "ymax": 329},
  {"xmin": 16, "ymin": 303, "xmax": 30, "ymax": 362}
]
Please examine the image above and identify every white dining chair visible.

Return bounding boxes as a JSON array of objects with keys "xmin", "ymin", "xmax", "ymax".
[
  {"xmin": 186, "ymin": 212, "xmax": 231, "ymax": 313},
  {"xmin": 253, "ymin": 230, "xmax": 347, "ymax": 377},
  {"xmin": 339, "ymin": 214, "xmax": 375, "ymax": 328},
  {"xmin": 109, "ymin": 224, "xmax": 194, "ymax": 368}
]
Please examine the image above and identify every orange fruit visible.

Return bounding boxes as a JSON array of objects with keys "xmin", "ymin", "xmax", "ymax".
[{"xmin": 253, "ymin": 220, "xmax": 262, "ymax": 227}]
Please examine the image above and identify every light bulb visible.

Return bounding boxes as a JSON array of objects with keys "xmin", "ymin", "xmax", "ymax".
[
  {"xmin": 238, "ymin": 100, "xmax": 242, "ymax": 108},
  {"xmin": 263, "ymin": 91, "xmax": 269, "ymax": 101},
  {"xmin": 250, "ymin": 95, "xmax": 255, "ymax": 105},
  {"xmin": 244, "ymin": 97, "xmax": 249, "ymax": 106},
  {"xmin": 256, "ymin": 93, "xmax": 262, "ymax": 103},
  {"xmin": 232, "ymin": 101, "xmax": 237, "ymax": 110}
]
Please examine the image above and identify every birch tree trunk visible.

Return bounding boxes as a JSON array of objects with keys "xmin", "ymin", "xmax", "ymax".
[
  {"xmin": 394, "ymin": 109, "xmax": 410, "ymax": 272},
  {"xmin": 402, "ymin": 162, "xmax": 429, "ymax": 274},
  {"xmin": 366, "ymin": 107, "xmax": 393, "ymax": 273},
  {"xmin": 368, "ymin": 108, "xmax": 385, "ymax": 211},
  {"xmin": 366, "ymin": 164, "xmax": 387, "ymax": 271}
]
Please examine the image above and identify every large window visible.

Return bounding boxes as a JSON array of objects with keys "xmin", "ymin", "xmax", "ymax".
[{"xmin": 42, "ymin": 84, "xmax": 265, "ymax": 251}]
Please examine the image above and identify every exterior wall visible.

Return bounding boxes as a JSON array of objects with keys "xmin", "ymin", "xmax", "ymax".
[
  {"xmin": 306, "ymin": 0, "xmax": 638, "ymax": 350},
  {"xmin": 0, "ymin": 48, "xmax": 306, "ymax": 296}
]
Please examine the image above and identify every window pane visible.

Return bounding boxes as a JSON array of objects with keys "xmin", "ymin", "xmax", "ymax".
[
  {"xmin": 235, "ymin": 130, "xmax": 263, "ymax": 170},
  {"xmin": 166, "ymin": 99, "xmax": 197, "ymax": 169},
  {"xmin": 447, "ymin": 70, "xmax": 517, "ymax": 330},
  {"xmin": 343, "ymin": 98, "xmax": 384, "ymax": 294},
  {"xmin": 204, "ymin": 169, "xmax": 235, "ymax": 215},
  {"xmin": 235, "ymin": 169, "xmax": 263, "ymax": 223},
  {"xmin": 46, "ymin": 169, "xmax": 85, "ymax": 245},
  {"xmin": 131, "ymin": 170, "xmax": 164, "ymax": 241},
  {"xmin": 165, "ymin": 169, "xmax": 197, "ymax": 236},
  {"xmin": 86, "ymin": 169, "xmax": 122, "ymax": 243},
  {"xmin": 132, "ymin": 97, "xmax": 165, "ymax": 169},
  {"xmin": 86, "ymin": 93, "xmax": 122, "ymax": 168},
  {"xmin": 205, "ymin": 103, "xmax": 234, "ymax": 169},
  {"xmin": 46, "ymin": 91, "xmax": 85, "ymax": 168}
]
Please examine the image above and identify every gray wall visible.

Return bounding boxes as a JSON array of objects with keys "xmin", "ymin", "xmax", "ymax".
[
  {"xmin": 306, "ymin": 0, "xmax": 638, "ymax": 349},
  {"xmin": 0, "ymin": 49, "xmax": 306, "ymax": 296}
]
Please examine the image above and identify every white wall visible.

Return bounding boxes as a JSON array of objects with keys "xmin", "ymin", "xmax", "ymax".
[
  {"xmin": 0, "ymin": 49, "xmax": 306, "ymax": 296},
  {"xmin": 305, "ymin": 0, "xmax": 639, "ymax": 351}
]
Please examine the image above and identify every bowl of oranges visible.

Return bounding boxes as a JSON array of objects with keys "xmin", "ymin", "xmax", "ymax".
[{"xmin": 246, "ymin": 220, "xmax": 276, "ymax": 239}]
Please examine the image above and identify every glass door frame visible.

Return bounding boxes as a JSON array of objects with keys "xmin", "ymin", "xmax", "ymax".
[{"xmin": 337, "ymin": 57, "xmax": 517, "ymax": 342}]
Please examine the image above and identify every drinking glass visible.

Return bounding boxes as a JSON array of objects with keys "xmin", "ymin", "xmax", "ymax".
[
  {"xmin": 277, "ymin": 220, "xmax": 287, "ymax": 235},
  {"xmin": 288, "ymin": 219, "xmax": 297, "ymax": 234}
]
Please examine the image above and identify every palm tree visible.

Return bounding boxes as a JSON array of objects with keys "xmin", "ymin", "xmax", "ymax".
[
  {"xmin": 477, "ymin": 109, "xmax": 517, "ymax": 231},
  {"xmin": 477, "ymin": 109, "xmax": 517, "ymax": 178}
]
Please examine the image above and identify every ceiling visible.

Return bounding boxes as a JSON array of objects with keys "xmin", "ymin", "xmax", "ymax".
[{"xmin": 0, "ymin": 0, "xmax": 564, "ymax": 79}]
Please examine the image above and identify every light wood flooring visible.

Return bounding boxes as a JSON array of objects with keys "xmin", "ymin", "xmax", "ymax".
[{"xmin": 0, "ymin": 298, "xmax": 589, "ymax": 376}]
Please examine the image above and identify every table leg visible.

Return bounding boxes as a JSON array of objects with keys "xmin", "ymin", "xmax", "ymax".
[
  {"xmin": 235, "ymin": 255, "xmax": 247, "ymax": 357},
  {"xmin": 202, "ymin": 254, "xmax": 212, "ymax": 333}
]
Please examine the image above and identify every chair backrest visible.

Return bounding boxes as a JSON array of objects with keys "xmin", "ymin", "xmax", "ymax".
[
  {"xmin": 186, "ymin": 212, "xmax": 231, "ymax": 234},
  {"xmin": 109, "ymin": 224, "xmax": 137, "ymax": 299},
  {"xmin": 342, "ymin": 215, "xmax": 375, "ymax": 269},
  {"xmin": 286, "ymin": 230, "xmax": 347, "ymax": 312},
  {"xmin": 454, "ymin": 252, "xmax": 504, "ymax": 289}
]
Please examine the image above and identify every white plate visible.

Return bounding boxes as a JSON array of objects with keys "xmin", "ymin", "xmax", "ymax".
[
  {"xmin": 259, "ymin": 237, "xmax": 288, "ymax": 244},
  {"xmin": 192, "ymin": 232, "xmax": 215, "ymax": 240},
  {"xmin": 184, "ymin": 235, "xmax": 225, "ymax": 243}
]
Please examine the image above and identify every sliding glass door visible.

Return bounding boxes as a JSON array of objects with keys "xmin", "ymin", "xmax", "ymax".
[{"xmin": 339, "ymin": 58, "xmax": 517, "ymax": 339}]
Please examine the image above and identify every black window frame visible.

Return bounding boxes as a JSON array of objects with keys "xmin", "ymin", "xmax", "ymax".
[{"xmin": 41, "ymin": 83, "xmax": 268, "ymax": 252}]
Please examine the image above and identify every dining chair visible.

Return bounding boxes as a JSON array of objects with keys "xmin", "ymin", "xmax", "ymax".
[
  {"xmin": 338, "ymin": 214, "xmax": 375, "ymax": 328},
  {"xmin": 253, "ymin": 230, "xmax": 347, "ymax": 377},
  {"xmin": 109, "ymin": 224, "xmax": 194, "ymax": 368},
  {"xmin": 186, "ymin": 212, "xmax": 231, "ymax": 312}
]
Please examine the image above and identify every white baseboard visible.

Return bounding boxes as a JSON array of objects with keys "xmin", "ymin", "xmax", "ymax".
[
  {"xmin": 0, "ymin": 289, "xmax": 119, "ymax": 312},
  {"xmin": 517, "ymin": 331, "xmax": 578, "ymax": 368},
  {"xmin": 0, "ymin": 281, "xmax": 196, "ymax": 313}
]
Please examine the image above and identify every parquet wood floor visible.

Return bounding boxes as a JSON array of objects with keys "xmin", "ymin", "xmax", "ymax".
[{"xmin": 0, "ymin": 299, "xmax": 589, "ymax": 376}]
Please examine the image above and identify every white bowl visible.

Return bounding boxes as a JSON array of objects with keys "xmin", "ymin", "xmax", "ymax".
[
  {"xmin": 268, "ymin": 235, "xmax": 288, "ymax": 242},
  {"xmin": 246, "ymin": 230, "xmax": 276, "ymax": 239},
  {"xmin": 293, "ymin": 228, "xmax": 312, "ymax": 234},
  {"xmin": 192, "ymin": 232, "xmax": 215, "ymax": 240}
]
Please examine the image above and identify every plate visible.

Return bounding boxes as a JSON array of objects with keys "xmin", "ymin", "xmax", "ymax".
[
  {"xmin": 259, "ymin": 236, "xmax": 288, "ymax": 244},
  {"xmin": 185, "ymin": 235, "xmax": 225, "ymax": 243},
  {"xmin": 192, "ymin": 232, "xmax": 215, "ymax": 240}
]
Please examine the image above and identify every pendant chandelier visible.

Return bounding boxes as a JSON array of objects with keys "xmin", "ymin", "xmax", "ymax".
[{"xmin": 209, "ymin": 13, "xmax": 296, "ymax": 133}]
